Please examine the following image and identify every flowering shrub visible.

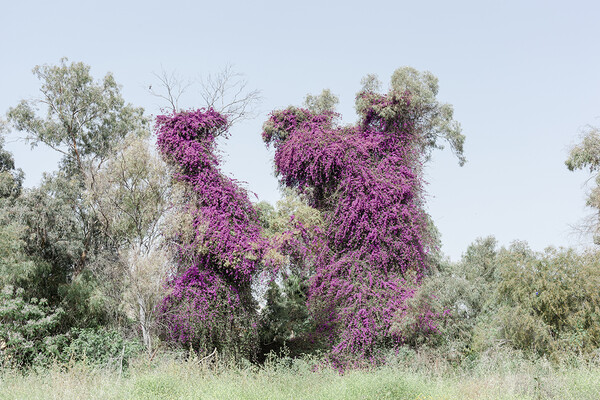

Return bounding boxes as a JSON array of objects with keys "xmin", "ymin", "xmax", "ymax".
[
  {"xmin": 156, "ymin": 109, "xmax": 268, "ymax": 358},
  {"xmin": 262, "ymin": 82, "xmax": 441, "ymax": 367}
]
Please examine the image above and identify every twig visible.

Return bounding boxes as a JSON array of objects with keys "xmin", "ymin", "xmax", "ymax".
[{"xmin": 198, "ymin": 347, "xmax": 217, "ymax": 364}]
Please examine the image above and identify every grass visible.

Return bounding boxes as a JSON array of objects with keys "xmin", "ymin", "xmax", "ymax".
[{"xmin": 1, "ymin": 350, "xmax": 599, "ymax": 399}]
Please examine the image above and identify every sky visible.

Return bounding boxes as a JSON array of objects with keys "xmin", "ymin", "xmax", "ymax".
[{"xmin": 1, "ymin": 0, "xmax": 599, "ymax": 261}]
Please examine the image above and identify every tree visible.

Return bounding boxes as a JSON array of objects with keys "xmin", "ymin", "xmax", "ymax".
[
  {"xmin": 4, "ymin": 59, "xmax": 148, "ymax": 329},
  {"xmin": 0, "ymin": 132, "xmax": 32, "ymax": 291},
  {"xmin": 304, "ymin": 89, "xmax": 339, "ymax": 115},
  {"xmin": 394, "ymin": 237, "xmax": 498, "ymax": 358},
  {"xmin": 261, "ymin": 67, "xmax": 463, "ymax": 367},
  {"xmin": 156, "ymin": 109, "xmax": 270, "ymax": 358},
  {"xmin": 255, "ymin": 189, "xmax": 324, "ymax": 357},
  {"xmin": 84, "ymin": 133, "xmax": 173, "ymax": 350},
  {"xmin": 7, "ymin": 58, "xmax": 147, "ymax": 176},
  {"xmin": 566, "ymin": 125, "xmax": 600, "ymax": 244},
  {"xmin": 0, "ymin": 122, "xmax": 23, "ymax": 199},
  {"xmin": 356, "ymin": 67, "xmax": 466, "ymax": 166},
  {"xmin": 485, "ymin": 243, "xmax": 600, "ymax": 357}
]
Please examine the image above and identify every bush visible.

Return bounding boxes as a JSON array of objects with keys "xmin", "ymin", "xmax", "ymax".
[
  {"xmin": 493, "ymin": 244, "xmax": 600, "ymax": 357},
  {"xmin": 0, "ymin": 285, "xmax": 64, "ymax": 367},
  {"xmin": 259, "ymin": 275, "xmax": 320, "ymax": 359},
  {"xmin": 58, "ymin": 328, "xmax": 143, "ymax": 368},
  {"xmin": 398, "ymin": 237, "xmax": 498, "ymax": 361},
  {"xmin": 0, "ymin": 285, "xmax": 142, "ymax": 369},
  {"xmin": 411, "ymin": 237, "xmax": 600, "ymax": 362}
]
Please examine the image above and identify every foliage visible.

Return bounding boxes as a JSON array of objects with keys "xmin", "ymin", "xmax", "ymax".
[
  {"xmin": 356, "ymin": 67, "xmax": 465, "ymax": 166},
  {"xmin": 492, "ymin": 243, "xmax": 600, "ymax": 356},
  {"xmin": 0, "ymin": 285, "xmax": 64, "ymax": 367},
  {"xmin": 8, "ymin": 174, "xmax": 112, "ymax": 329},
  {"xmin": 155, "ymin": 109, "xmax": 269, "ymax": 359},
  {"xmin": 566, "ymin": 125, "xmax": 600, "ymax": 243},
  {"xmin": 85, "ymin": 133, "xmax": 170, "ymax": 250},
  {"xmin": 262, "ymin": 67, "xmax": 462, "ymax": 367},
  {"xmin": 259, "ymin": 274, "xmax": 318, "ymax": 358},
  {"xmin": 4, "ymin": 59, "xmax": 149, "ymax": 332},
  {"xmin": 304, "ymin": 89, "xmax": 339, "ymax": 115},
  {"xmin": 413, "ymin": 237, "xmax": 600, "ymax": 361},
  {"xmin": 0, "ymin": 133, "xmax": 23, "ymax": 199},
  {"xmin": 0, "ymin": 214, "xmax": 36, "ymax": 290},
  {"xmin": 566, "ymin": 125, "xmax": 600, "ymax": 172},
  {"xmin": 57, "ymin": 328, "xmax": 143, "ymax": 368},
  {"xmin": 0, "ymin": 284, "xmax": 141, "ymax": 369},
  {"xmin": 0, "ymin": 136, "xmax": 34, "ymax": 289},
  {"xmin": 7, "ymin": 58, "xmax": 147, "ymax": 175},
  {"xmin": 403, "ymin": 237, "xmax": 499, "ymax": 360},
  {"xmin": 255, "ymin": 190, "xmax": 325, "ymax": 358},
  {"xmin": 255, "ymin": 188, "xmax": 324, "ymax": 287},
  {"xmin": 85, "ymin": 133, "xmax": 173, "ymax": 350}
]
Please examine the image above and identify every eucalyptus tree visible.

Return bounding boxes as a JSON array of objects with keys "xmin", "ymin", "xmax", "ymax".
[
  {"xmin": 566, "ymin": 125, "xmax": 600, "ymax": 244},
  {"xmin": 0, "ymin": 131, "xmax": 31, "ymax": 290},
  {"xmin": 85, "ymin": 133, "xmax": 173, "ymax": 350},
  {"xmin": 0, "ymin": 123, "xmax": 23, "ymax": 199},
  {"xmin": 5, "ymin": 59, "xmax": 148, "ymax": 328},
  {"xmin": 7, "ymin": 58, "xmax": 147, "ymax": 176}
]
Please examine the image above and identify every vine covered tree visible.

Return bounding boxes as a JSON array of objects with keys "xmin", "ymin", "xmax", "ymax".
[
  {"xmin": 155, "ymin": 109, "xmax": 270, "ymax": 358},
  {"xmin": 262, "ymin": 67, "xmax": 464, "ymax": 367}
]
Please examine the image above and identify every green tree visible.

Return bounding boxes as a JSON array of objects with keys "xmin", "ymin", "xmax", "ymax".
[
  {"xmin": 492, "ymin": 243, "xmax": 600, "ymax": 357},
  {"xmin": 0, "ymin": 122, "xmax": 23, "ymax": 199},
  {"xmin": 84, "ymin": 133, "xmax": 173, "ymax": 350},
  {"xmin": 304, "ymin": 89, "xmax": 339, "ymax": 115},
  {"xmin": 4, "ymin": 59, "xmax": 148, "ymax": 329},
  {"xmin": 566, "ymin": 125, "xmax": 600, "ymax": 243},
  {"xmin": 356, "ymin": 67, "xmax": 466, "ymax": 166},
  {"xmin": 395, "ymin": 237, "xmax": 499, "ymax": 358},
  {"xmin": 7, "ymin": 58, "xmax": 147, "ymax": 175},
  {"xmin": 0, "ymin": 132, "xmax": 32, "ymax": 291},
  {"xmin": 255, "ymin": 189, "xmax": 324, "ymax": 357}
]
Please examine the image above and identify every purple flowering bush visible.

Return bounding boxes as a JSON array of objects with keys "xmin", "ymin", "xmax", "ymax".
[
  {"xmin": 156, "ymin": 109, "xmax": 268, "ymax": 358},
  {"xmin": 262, "ymin": 85, "xmax": 443, "ymax": 367}
]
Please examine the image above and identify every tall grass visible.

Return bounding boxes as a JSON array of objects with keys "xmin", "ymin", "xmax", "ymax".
[{"xmin": 1, "ymin": 349, "xmax": 599, "ymax": 399}]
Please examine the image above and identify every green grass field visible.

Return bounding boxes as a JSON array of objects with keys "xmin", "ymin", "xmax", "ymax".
[{"xmin": 1, "ymin": 351, "xmax": 599, "ymax": 400}]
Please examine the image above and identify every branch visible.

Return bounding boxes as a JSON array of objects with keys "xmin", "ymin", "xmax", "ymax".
[
  {"xmin": 149, "ymin": 69, "xmax": 192, "ymax": 112},
  {"xmin": 199, "ymin": 65, "xmax": 261, "ymax": 132}
]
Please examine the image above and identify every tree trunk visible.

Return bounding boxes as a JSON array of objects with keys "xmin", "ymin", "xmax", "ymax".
[{"xmin": 138, "ymin": 297, "xmax": 152, "ymax": 352}]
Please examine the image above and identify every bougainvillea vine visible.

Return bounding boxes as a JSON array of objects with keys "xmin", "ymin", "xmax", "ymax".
[
  {"xmin": 156, "ymin": 109, "xmax": 268, "ymax": 357},
  {"xmin": 262, "ymin": 80, "xmax": 443, "ymax": 367}
]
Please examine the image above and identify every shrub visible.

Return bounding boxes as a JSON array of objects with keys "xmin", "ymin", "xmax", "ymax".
[
  {"xmin": 58, "ymin": 328, "xmax": 143, "ymax": 368},
  {"xmin": 0, "ymin": 285, "xmax": 64, "ymax": 367},
  {"xmin": 259, "ymin": 275, "xmax": 319, "ymax": 359},
  {"xmin": 493, "ymin": 244, "xmax": 600, "ymax": 357},
  {"xmin": 395, "ymin": 237, "xmax": 498, "ymax": 361}
]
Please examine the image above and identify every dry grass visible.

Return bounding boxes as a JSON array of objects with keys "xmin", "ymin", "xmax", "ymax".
[{"xmin": 1, "ymin": 350, "xmax": 599, "ymax": 400}]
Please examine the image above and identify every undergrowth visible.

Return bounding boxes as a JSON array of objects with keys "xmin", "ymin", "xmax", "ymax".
[{"xmin": 1, "ymin": 348, "xmax": 599, "ymax": 400}]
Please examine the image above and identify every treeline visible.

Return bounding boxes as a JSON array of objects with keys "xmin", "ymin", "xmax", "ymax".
[{"xmin": 0, "ymin": 59, "xmax": 599, "ymax": 371}]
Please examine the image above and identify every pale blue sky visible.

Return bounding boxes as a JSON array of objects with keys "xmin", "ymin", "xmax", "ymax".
[{"xmin": 1, "ymin": 0, "xmax": 599, "ymax": 260}]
